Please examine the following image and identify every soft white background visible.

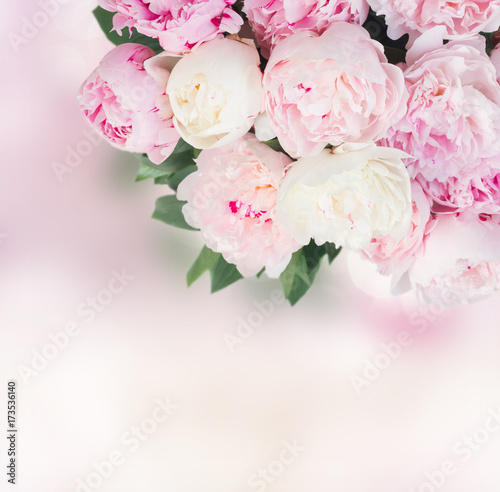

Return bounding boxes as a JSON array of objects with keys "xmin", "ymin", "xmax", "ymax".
[{"xmin": 1, "ymin": 2, "xmax": 500, "ymax": 491}]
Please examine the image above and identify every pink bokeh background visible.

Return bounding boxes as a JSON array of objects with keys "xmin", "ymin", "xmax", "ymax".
[{"xmin": 1, "ymin": 2, "xmax": 500, "ymax": 491}]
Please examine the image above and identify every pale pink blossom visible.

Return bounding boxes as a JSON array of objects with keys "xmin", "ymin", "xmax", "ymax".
[
  {"xmin": 262, "ymin": 22, "xmax": 407, "ymax": 158},
  {"xmin": 242, "ymin": 0, "xmax": 369, "ymax": 57},
  {"xmin": 363, "ymin": 181, "xmax": 436, "ymax": 290},
  {"xmin": 177, "ymin": 134, "xmax": 300, "ymax": 277},
  {"xmin": 78, "ymin": 43, "xmax": 180, "ymax": 164},
  {"xmin": 409, "ymin": 212, "xmax": 500, "ymax": 305},
  {"xmin": 367, "ymin": 0, "xmax": 500, "ymax": 45},
  {"xmin": 382, "ymin": 29, "xmax": 500, "ymax": 213},
  {"xmin": 97, "ymin": 0, "xmax": 243, "ymax": 54}
]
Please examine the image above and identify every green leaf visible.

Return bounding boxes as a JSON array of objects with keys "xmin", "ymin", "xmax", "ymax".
[
  {"xmin": 152, "ymin": 195, "xmax": 197, "ymax": 231},
  {"xmin": 279, "ymin": 249, "xmax": 312, "ymax": 306},
  {"xmin": 301, "ymin": 241, "xmax": 326, "ymax": 273},
  {"xmin": 170, "ymin": 138, "xmax": 194, "ymax": 155},
  {"xmin": 154, "ymin": 164, "xmax": 197, "ymax": 191},
  {"xmin": 93, "ymin": 6, "xmax": 163, "ymax": 53},
  {"xmin": 187, "ymin": 246, "xmax": 221, "ymax": 287},
  {"xmin": 261, "ymin": 138, "xmax": 285, "ymax": 153},
  {"xmin": 210, "ymin": 256, "xmax": 243, "ymax": 293},
  {"xmin": 135, "ymin": 161, "xmax": 169, "ymax": 182},
  {"xmin": 152, "ymin": 173, "xmax": 173, "ymax": 185},
  {"xmin": 256, "ymin": 268, "xmax": 265, "ymax": 279},
  {"xmin": 325, "ymin": 242, "xmax": 342, "ymax": 265},
  {"xmin": 279, "ymin": 240, "xmax": 341, "ymax": 305},
  {"xmin": 158, "ymin": 149, "xmax": 196, "ymax": 173}
]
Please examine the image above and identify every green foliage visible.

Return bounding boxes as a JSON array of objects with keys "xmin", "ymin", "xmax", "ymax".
[
  {"xmin": 94, "ymin": 0, "xmax": 347, "ymax": 303},
  {"xmin": 261, "ymin": 138, "xmax": 286, "ymax": 153},
  {"xmin": 280, "ymin": 241, "xmax": 341, "ymax": 305},
  {"xmin": 135, "ymin": 139, "xmax": 198, "ymax": 190},
  {"xmin": 135, "ymin": 162, "xmax": 169, "ymax": 182},
  {"xmin": 186, "ymin": 246, "xmax": 244, "ymax": 292},
  {"xmin": 187, "ymin": 246, "xmax": 221, "ymax": 287},
  {"xmin": 325, "ymin": 242, "xmax": 342, "ymax": 265},
  {"xmin": 154, "ymin": 165, "xmax": 197, "ymax": 192},
  {"xmin": 152, "ymin": 195, "xmax": 197, "ymax": 231},
  {"xmin": 209, "ymin": 256, "xmax": 244, "ymax": 293},
  {"xmin": 280, "ymin": 250, "xmax": 313, "ymax": 306}
]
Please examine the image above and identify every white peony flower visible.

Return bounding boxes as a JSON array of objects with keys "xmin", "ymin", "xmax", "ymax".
[
  {"xmin": 276, "ymin": 142, "xmax": 412, "ymax": 249},
  {"xmin": 165, "ymin": 36, "xmax": 265, "ymax": 149}
]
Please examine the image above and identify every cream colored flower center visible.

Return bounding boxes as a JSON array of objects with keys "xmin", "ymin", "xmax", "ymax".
[{"xmin": 173, "ymin": 73, "xmax": 229, "ymax": 134}]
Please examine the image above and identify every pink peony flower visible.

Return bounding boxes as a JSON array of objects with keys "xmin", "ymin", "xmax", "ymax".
[
  {"xmin": 242, "ymin": 0, "xmax": 369, "ymax": 58},
  {"xmin": 408, "ymin": 212, "xmax": 500, "ymax": 306},
  {"xmin": 382, "ymin": 29, "xmax": 500, "ymax": 213},
  {"xmin": 78, "ymin": 43, "xmax": 180, "ymax": 164},
  {"xmin": 367, "ymin": 0, "xmax": 500, "ymax": 44},
  {"xmin": 363, "ymin": 181, "xmax": 436, "ymax": 291},
  {"xmin": 176, "ymin": 134, "xmax": 300, "ymax": 277},
  {"xmin": 97, "ymin": 0, "xmax": 243, "ymax": 54},
  {"xmin": 262, "ymin": 22, "xmax": 408, "ymax": 158}
]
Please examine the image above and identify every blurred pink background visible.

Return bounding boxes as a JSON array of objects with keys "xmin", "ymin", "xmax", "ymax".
[{"xmin": 2, "ymin": 2, "xmax": 500, "ymax": 491}]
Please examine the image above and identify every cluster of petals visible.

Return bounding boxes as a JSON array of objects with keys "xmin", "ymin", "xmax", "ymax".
[
  {"xmin": 367, "ymin": 0, "xmax": 500, "ymax": 44},
  {"xmin": 177, "ymin": 134, "xmax": 300, "ymax": 277},
  {"xmin": 78, "ymin": 43, "xmax": 179, "ymax": 164},
  {"xmin": 408, "ymin": 213, "xmax": 500, "ymax": 306},
  {"xmin": 263, "ymin": 22, "xmax": 408, "ymax": 158},
  {"xmin": 382, "ymin": 29, "xmax": 500, "ymax": 214},
  {"xmin": 80, "ymin": 4, "xmax": 500, "ymax": 305},
  {"xmin": 242, "ymin": 0, "xmax": 369, "ymax": 57},
  {"xmin": 363, "ymin": 181, "xmax": 436, "ymax": 291},
  {"xmin": 97, "ymin": 0, "xmax": 243, "ymax": 54},
  {"xmin": 276, "ymin": 142, "xmax": 412, "ymax": 251}
]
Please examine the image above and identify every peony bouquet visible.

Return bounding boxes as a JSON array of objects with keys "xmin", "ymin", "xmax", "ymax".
[{"xmin": 79, "ymin": 0, "xmax": 500, "ymax": 306}]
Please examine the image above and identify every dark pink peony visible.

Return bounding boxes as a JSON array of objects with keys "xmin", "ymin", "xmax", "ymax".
[{"xmin": 78, "ymin": 43, "xmax": 179, "ymax": 164}]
